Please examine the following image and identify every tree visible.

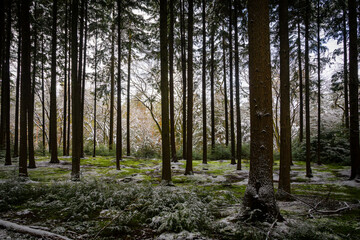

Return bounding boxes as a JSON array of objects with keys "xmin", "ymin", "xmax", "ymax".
[
  {"xmin": 41, "ymin": 36, "xmax": 46, "ymax": 156},
  {"xmin": 180, "ymin": 0, "xmax": 187, "ymax": 160},
  {"xmin": 169, "ymin": 0, "xmax": 177, "ymax": 163},
  {"xmin": 93, "ymin": 10, "xmax": 98, "ymax": 158},
  {"xmin": 201, "ymin": 0, "xmax": 207, "ymax": 164},
  {"xmin": 278, "ymin": 0, "xmax": 291, "ymax": 196},
  {"xmin": 2, "ymin": 0, "xmax": 12, "ymax": 165},
  {"xmin": 348, "ymin": 0, "xmax": 359, "ymax": 180},
  {"xmin": 71, "ymin": 0, "xmax": 81, "ymax": 180},
  {"xmin": 116, "ymin": 0, "xmax": 122, "ymax": 169},
  {"xmin": 297, "ymin": 18, "xmax": 304, "ymax": 143},
  {"xmin": 63, "ymin": 0, "xmax": 69, "ymax": 156},
  {"xmin": 210, "ymin": 20, "xmax": 215, "ymax": 151},
  {"xmin": 49, "ymin": 0, "xmax": 59, "ymax": 164},
  {"xmin": 229, "ymin": 0, "xmax": 236, "ymax": 165},
  {"xmin": 28, "ymin": 2, "xmax": 38, "ymax": 168},
  {"xmin": 222, "ymin": 27, "xmax": 229, "ymax": 147},
  {"xmin": 185, "ymin": 0, "xmax": 194, "ymax": 175},
  {"xmin": 160, "ymin": 0, "xmax": 171, "ymax": 182},
  {"xmin": 109, "ymin": 14, "xmax": 115, "ymax": 151},
  {"xmin": 126, "ymin": 30, "xmax": 132, "ymax": 156},
  {"xmin": 304, "ymin": 0, "xmax": 313, "ymax": 178},
  {"xmin": 342, "ymin": 2, "xmax": 349, "ymax": 129},
  {"xmin": 243, "ymin": 0, "xmax": 280, "ymax": 221},
  {"xmin": 19, "ymin": 0, "xmax": 31, "ymax": 177},
  {"xmin": 316, "ymin": 0, "xmax": 321, "ymax": 165},
  {"xmin": 234, "ymin": 0, "xmax": 241, "ymax": 170}
]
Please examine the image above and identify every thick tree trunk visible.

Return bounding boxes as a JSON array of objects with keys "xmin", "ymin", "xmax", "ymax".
[
  {"xmin": 169, "ymin": 0, "xmax": 178, "ymax": 163},
  {"xmin": 185, "ymin": 0, "xmax": 194, "ymax": 175},
  {"xmin": 160, "ymin": 0, "xmax": 171, "ymax": 182},
  {"xmin": 278, "ymin": 0, "xmax": 291, "ymax": 197},
  {"xmin": 234, "ymin": 0, "xmax": 241, "ymax": 170},
  {"xmin": 116, "ymin": 0, "xmax": 122, "ymax": 168},
  {"xmin": 126, "ymin": 31, "xmax": 132, "ymax": 156},
  {"xmin": 348, "ymin": 0, "xmax": 360, "ymax": 180},
  {"xmin": 180, "ymin": 0, "xmax": 187, "ymax": 160},
  {"xmin": 49, "ymin": 0, "xmax": 59, "ymax": 164},
  {"xmin": 2, "ymin": 0, "xmax": 12, "ymax": 165},
  {"xmin": 41, "ymin": 36, "xmax": 46, "ymax": 156},
  {"xmin": 243, "ymin": 0, "xmax": 280, "ymax": 221},
  {"xmin": 28, "ymin": 2, "xmax": 37, "ymax": 168},
  {"xmin": 304, "ymin": 0, "xmax": 312, "ymax": 178},
  {"xmin": 71, "ymin": 0, "xmax": 81, "ymax": 181},
  {"xmin": 297, "ymin": 21, "xmax": 303, "ymax": 143},
  {"xmin": 228, "ymin": 0, "xmax": 235, "ymax": 165},
  {"xmin": 19, "ymin": 0, "xmax": 31, "ymax": 177}
]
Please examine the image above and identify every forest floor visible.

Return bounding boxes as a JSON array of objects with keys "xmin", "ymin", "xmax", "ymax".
[{"xmin": 0, "ymin": 156, "xmax": 359, "ymax": 239}]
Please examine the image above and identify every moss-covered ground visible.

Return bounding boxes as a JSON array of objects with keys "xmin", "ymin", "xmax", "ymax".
[{"xmin": 0, "ymin": 156, "xmax": 359, "ymax": 239}]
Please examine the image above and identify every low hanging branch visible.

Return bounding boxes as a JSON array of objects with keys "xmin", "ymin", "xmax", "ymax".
[{"xmin": 0, "ymin": 219, "xmax": 71, "ymax": 240}]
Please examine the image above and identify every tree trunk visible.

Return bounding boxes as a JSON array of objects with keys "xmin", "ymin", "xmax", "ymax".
[
  {"xmin": 201, "ymin": 0, "xmax": 207, "ymax": 164},
  {"xmin": 234, "ymin": 0, "xmax": 241, "ymax": 170},
  {"xmin": 343, "ymin": 3, "xmax": 349, "ymax": 129},
  {"xmin": 180, "ymin": 0, "xmax": 187, "ymax": 160},
  {"xmin": 63, "ymin": 0, "xmax": 68, "ymax": 156},
  {"xmin": 109, "ymin": 15, "xmax": 115, "ymax": 151},
  {"xmin": 19, "ymin": 0, "xmax": 31, "ymax": 177},
  {"xmin": 116, "ymin": 0, "xmax": 122, "ymax": 168},
  {"xmin": 229, "ymin": 0, "xmax": 235, "ymax": 165},
  {"xmin": 210, "ymin": 23, "xmax": 215, "ymax": 151},
  {"xmin": 297, "ymin": 20, "xmax": 303, "ymax": 143},
  {"xmin": 185, "ymin": 0, "xmax": 193, "ymax": 175},
  {"xmin": 41, "ymin": 36, "xmax": 46, "ymax": 156},
  {"xmin": 2, "ymin": 0, "xmax": 12, "ymax": 165},
  {"xmin": 49, "ymin": 0, "xmax": 59, "ymax": 164},
  {"xmin": 223, "ymin": 28, "xmax": 229, "ymax": 147},
  {"xmin": 126, "ymin": 30, "xmax": 132, "ymax": 156},
  {"xmin": 169, "ymin": 0, "xmax": 178, "ymax": 163},
  {"xmin": 93, "ymin": 22, "xmax": 98, "ymax": 158},
  {"xmin": 348, "ymin": 0, "xmax": 360, "ymax": 180},
  {"xmin": 13, "ymin": 1, "xmax": 21, "ymax": 158},
  {"xmin": 304, "ymin": 0, "xmax": 312, "ymax": 178},
  {"xmin": 316, "ymin": 0, "xmax": 321, "ymax": 165},
  {"xmin": 28, "ymin": 2, "xmax": 37, "ymax": 168},
  {"xmin": 278, "ymin": 0, "xmax": 291, "ymax": 197},
  {"xmin": 160, "ymin": 0, "xmax": 171, "ymax": 182},
  {"xmin": 71, "ymin": 0, "xmax": 81, "ymax": 181},
  {"xmin": 243, "ymin": 0, "xmax": 280, "ymax": 222}
]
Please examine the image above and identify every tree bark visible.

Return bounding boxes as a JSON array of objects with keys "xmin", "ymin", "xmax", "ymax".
[
  {"xmin": 160, "ymin": 0, "xmax": 171, "ymax": 182},
  {"xmin": 223, "ymin": 28, "xmax": 229, "ymax": 147},
  {"xmin": 28, "ymin": 2, "xmax": 37, "ymax": 168},
  {"xmin": 63, "ymin": 0, "xmax": 68, "ymax": 156},
  {"xmin": 297, "ymin": 20, "xmax": 303, "ymax": 143},
  {"xmin": 71, "ymin": 0, "xmax": 81, "ymax": 181},
  {"xmin": 316, "ymin": 0, "xmax": 321, "ymax": 165},
  {"xmin": 49, "ymin": 0, "xmax": 59, "ymax": 164},
  {"xmin": 169, "ymin": 0, "xmax": 178, "ymax": 163},
  {"xmin": 202, "ymin": 0, "xmax": 207, "ymax": 164},
  {"xmin": 93, "ymin": 22, "xmax": 98, "ymax": 158},
  {"xmin": 210, "ymin": 23, "xmax": 215, "ymax": 151},
  {"xmin": 109, "ymin": 14, "xmax": 115, "ymax": 151},
  {"xmin": 116, "ymin": 0, "xmax": 122, "ymax": 168},
  {"xmin": 243, "ymin": 0, "xmax": 280, "ymax": 221},
  {"xmin": 180, "ymin": 0, "xmax": 187, "ymax": 160},
  {"xmin": 278, "ymin": 0, "xmax": 291, "ymax": 196},
  {"xmin": 185, "ymin": 0, "xmax": 194, "ymax": 175},
  {"xmin": 305, "ymin": 0, "xmax": 312, "ymax": 178},
  {"xmin": 234, "ymin": 0, "xmax": 241, "ymax": 170},
  {"xmin": 343, "ymin": 3, "xmax": 349, "ymax": 129},
  {"xmin": 41, "ymin": 36, "xmax": 46, "ymax": 156},
  {"xmin": 19, "ymin": 0, "xmax": 31, "ymax": 177},
  {"xmin": 348, "ymin": 0, "xmax": 360, "ymax": 180},
  {"xmin": 126, "ymin": 31, "xmax": 132, "ymax": 156},
  {"xmin": 229, "ymin": 0, "xmax": 236, "ymax": 165}
]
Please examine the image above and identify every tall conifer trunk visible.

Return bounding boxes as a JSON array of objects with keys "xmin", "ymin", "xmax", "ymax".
[
  {"xmin": 116, "ymin": 0, "xmax": 122, "ymax": 168},
  {"xmin": 109, "ymin": 15, "xmax": 115, "ymax": 151},
  {"xmin": 229, "ymin": 0, "xmax": 236, "ymax": 165},
  {"xmin": 180, "ymin": 0, "xmax": 187, "ymax": 160},
  {"xmin": 126, "ymin": 31, "xmax": 132, "ymax": 156},
  {"xmin": 234, "ymin": 0, "xmax": 241, "ymax": 170},
  {"xmin": 63, "ymin": 0, "xmax": 68, "ymax": 156}
]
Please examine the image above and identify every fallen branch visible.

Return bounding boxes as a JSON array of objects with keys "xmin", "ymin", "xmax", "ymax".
[{"xmin": 0, "ymin": 219, "xmax": 71, "ymax": 240}]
